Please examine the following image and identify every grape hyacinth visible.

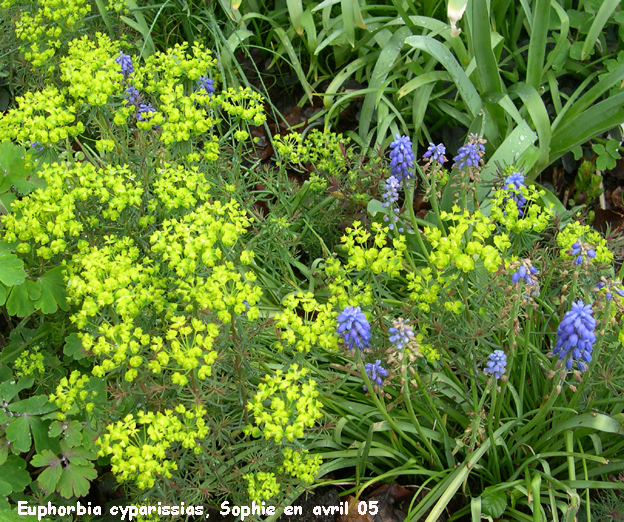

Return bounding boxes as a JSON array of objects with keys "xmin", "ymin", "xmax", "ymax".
[
  {"xmin": 552, "ymin": 300, "xmax": 595, "ymax": 371},
  {"xmin": 511, "ymin": 263, "xmax": 538, "ymax": 285},
  {"xmin": 595, "ymin": 280, "xmax": 624, "ymax": 301},
  {"xmin": 453, "ymin": 134, "xmax": 486, "ymax": 169},
  {"xmin": 124, "ymin": 86, "xmax": 141, "ymax": 107},
  {"xmin": 503, "ymin": 171, "xmax": 528, "ymax": 215},
  {"xmin": 336, "ymin": 306, "xmax": 371, "ymax": 351},
  {"xmin": 389, "ymin": 134, "xmax": 415, "ymax": 181},
  {"xmin": 137, "ymin": 103, "xmax": 156, "ymax": 122},
  {"xmin": 423, "ymin": 142, "xmax": 447, "ymax": 165},
  {"xmin": 381, "ymin": 175, "xmax": 400, "ymax": 208},
  {"xmin": 30, "ymin": 141, "xmax": 44, "ymax": 151},
  {"xmin": 115, "ymin": 51, "xmax": 134, "ymax": 78},
  {"xmin": 363, "ymin": 360, "xmax": 389, "ymax": 392},
  {"xmin": 484, "ymin": 350, "xmax": 507, "ymax": 380},
  {"xmin": 388, "ymin": 318, "xmax": 414, "ymax": 350},
  {"xmin": 197, "ymin": 76, "xmax": 215, "ymax": 95},
  {"xmin": 570, "ymin": 239, "xmax": 596, "ymax": 265}
]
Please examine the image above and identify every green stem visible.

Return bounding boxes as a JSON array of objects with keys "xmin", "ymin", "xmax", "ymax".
[{"xmin": 405, "ymin": 179, "xmax": 429, "ymax": 259}]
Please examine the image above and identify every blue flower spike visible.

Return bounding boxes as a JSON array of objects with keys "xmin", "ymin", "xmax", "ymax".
[
  {"xmin": 484, "ymin": 350, "xmax": 507, "ymax": 380},
  {"xmin": 594, "ymin": 279, "xmax": 624, "ymax": 302},
  {"xmin": 389, "ymin": 318, "xmax": 414, "ymax": 350},
  {"xmin": 115, "ymin": 51, "xmax": 134, "ymax": 78},
  {"xmin": 503, "ymin": 171, "xmax": 528, "ymax": 216},
  {"xmin": 511, "ymin": 260, "xmax": 538, "ymax": 286},
  {"xmin": 336, "ymin": 305, "xmax": 372, "ymax": 351},
  {"xmin": 197, "ymin": 76, "xmax": 215, "ymax": 95},
  {"xmin": 453, "ymin": 134, "xmax": 486, "ymax": 170},
  {"xmin": 552, "ymin": 300, "xmax": 596, "ymax": 372},
  {"xmin": 389, "ymin": 134, "xmax": 415, "ymax": 181},
  {"xmin": 423, "ymin": 142, "xmax": 447, "ymax": 165},
  {"xmin": 569, "ymin": 238, "xmax": 597, "ymax": 266},
  {"xmin": 363, "ymin": 360, "xmax": 389, "ymax": 392}
]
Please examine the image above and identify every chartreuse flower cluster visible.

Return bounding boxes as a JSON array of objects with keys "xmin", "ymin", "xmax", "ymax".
[
  {"xmin": 425, "ymin": 206, "xmax": 508, "ymax": 273},
  {"xmin": 13, "ymin": 346, "xmax": 45, "ymax": 377},
  {"xmin": 490, "ymin": 168, "xmax": 553, "ymax": 234},
  {"xmin": 96, "ymin": 406, "xmax": 208, "ymax": 490},
  {"xmin": 279, "ymin": 448, "xmax": 323, "ymax": 483},
  {"xmin": 243, "ymin": 472, "xmax": 281, "ymax": 503},
  {"xmin": 557, "ymin": 221, "xmax": 612, "ymax": 265},
  {"xmin": 48, "ymin": 371, "xmax": 96, "ymax": 420},
  {"xmin": 341, "ymin": 221, "xmax": 406, "ymax": 276},
  {"xmin": 0, "ymin": 87, "xmax": 83, "ymax": 146},
  {"xmin": 60, "ymin": 34, "xmax": 123, "ymax": 106},
  {"xmin": 3, "ymin": 0, "xmax": 91, "ymax": 67},
  {"xmin": 2, "ymin": 162, "xmax": 142, "ymax": 259},
  {"xmin": 245, "ymin": 365, "xmax": 323, "ymax": 444},
  {"xmin": 0, "ymin": 33, "xmax": 267, "ymax": 156}
]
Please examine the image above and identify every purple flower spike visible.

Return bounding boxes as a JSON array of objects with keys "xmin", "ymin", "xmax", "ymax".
[
  {"xmin": 336, "ymin": 305, "xmax": 371, "ymax": 351},
  {"xmin": 363, "ymin": 360, "xmax": 388, "ymax": 392},
  {"xmin": 552, "ymin": 300, "xmax": 596, "ymax": 372},
  {"xmin": 389, "ymin": 134, "xmax": 415, "ymax": 181},
  {"xmin": 115, "ymin": 51, "xmax": 134, "ymax": 78},
  {"xmin": 423, "ymin": 142, "xmax": 447, "ymax": 165},
  {"xmin": 484, "ymin": 350, "xmax": 507, "ymax": 380}
]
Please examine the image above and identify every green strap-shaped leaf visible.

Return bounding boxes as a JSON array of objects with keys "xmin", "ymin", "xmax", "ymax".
[
  {"xmin": 405, "ymin": 35, "xmax": 483, "ymax": 120},
  {"xmin": 581, "ymin": 0, "xmax": 620, "ymax": 61},
  {"xmin": 358, "ymin": 27, "xmax": 411, "ymax": 140}
]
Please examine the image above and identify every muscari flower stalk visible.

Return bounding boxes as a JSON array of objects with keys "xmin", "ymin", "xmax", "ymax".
[
  {"xmin": 336, "ymin": 305, "xmax": 371, "ymax": 351},
  {"xmin": 137, "ymin": 103, "xmax": 156, "ymax": 122},
  {"xmin": 389, "ymin": 134, "xmax": 415, "ymax": 181},
  {"xmin": 511, "ymin": 261, "xmax": 538, "ymax": 285},
  {"xmin": 115, "ymin": 51, "xmax": 134, "ymax": 78},
  {"xmin": 197, "ymin": 76, "xmax": 215, "ymax": 95},
  {"xmin": 363, "ymin": 360, "xmax": 388, "ymax": 392},
  {"xmin": 124, "ymin": 86, "xmax": 141, "ymax": 107},
  {"xmin": 453, "ymin": 134, "xmax": 486, "ymax": 170},
  {"xmin": 570, "ymin": 239, "xmax": 596, "ymax": 265},
  {"xmin": 423, "ymin": 142, "xmax": 447, "ymax": 165},
  {"xmin": 381, "ymin": 175, "xmax": 400, "ymax": 208},
  {"xmin": 552, "ymin": 300, "xmax": 595, "ymax": 371},
  {"xmin": 596, "ymin": 280, "xmax": 624, "ymax": 301},
  {"xmin": 389, "ymin": 318, "xmax": 414, "ymax": 350},
  {"xmin": 484, "ymin": 350, "xmax": 507, "ymax": 380},
  {"xmin": 503, "ymin": 171, "xmax": 528, "ymax": 215}
]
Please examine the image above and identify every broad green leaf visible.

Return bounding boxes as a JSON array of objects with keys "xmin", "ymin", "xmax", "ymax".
[
  {"xmin": 6, "ymin": 416, "xmax": 31, "ymax": 453},
  {"xmin": 0, "ymin": 141, "xmax": 29, "ymax": 195},
  {"xmin": 10, "ymin": 395, "xmax": 54, "ymax": 415},
  {"xmin": 37, "ymin": 463, "xmax": 63, "ymax": 496},
  {"xmin": 0, "ymin": 251, "xmax": 25, "ymax": 287},
  {"xmin": 481, "ymin": 490, "xmax": 507, "ymax": 518},
  {"xmin": 0, "ymin": 284, "xmax": 6, "ymax": 307},
  {"xmin": 49, "ymin": 420, "xmax": 83, "ymax": 448},
  {"xmin": 64, "ymin": 333, "xmax": 89, "ymax": 360},
  {"xmin": 31, "ymin": 449, "xmax": 61, "ymax": 468},
  {"xmin": 0, "ymin": 376, "xmax": 34, "ymax": 403},
  {"xmin": 0, "ymin": 456, "xmax": 30, "ymax": 493},
  {"xmin": 35, "ymin": 266, "xmax": 69, "ymax": 314},
  {"xmin": 57, "ymin": 463, "xmax": 97, "ymax": 499},
  {"xmin": 31, "ymin": 417, "xmax": 60, "ymax": 454},
  {"xmin": 6, "ymin": 280, "xmax": 40, "ymax": 317}
]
